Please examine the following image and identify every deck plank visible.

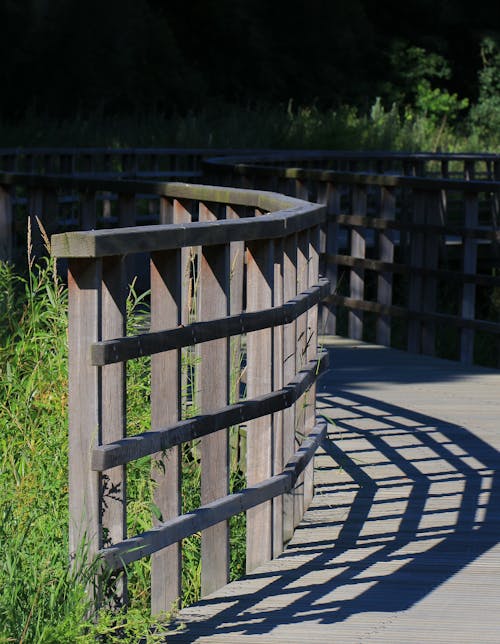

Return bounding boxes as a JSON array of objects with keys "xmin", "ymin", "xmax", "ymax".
[{"xmin": 164, "ymin": 337, "xmax": 500, "ymax": 643}]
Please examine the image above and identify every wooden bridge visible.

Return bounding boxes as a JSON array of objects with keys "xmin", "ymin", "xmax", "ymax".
[
  {"xmin": 166, "ymin": 336, "xmax": 500, "ymax": 642},
  {"xmin": 1, "ymin": 149, "xmax": 499, "ymax": 641}
]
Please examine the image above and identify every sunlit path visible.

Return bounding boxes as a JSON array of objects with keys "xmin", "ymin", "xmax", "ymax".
[{"xmin": 166, "ymin": 337, "xmax": 500, "ymax": 643}]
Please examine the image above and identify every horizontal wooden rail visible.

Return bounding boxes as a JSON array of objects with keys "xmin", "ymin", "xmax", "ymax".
[
  {"xmin": 48, "ymin": 174, "xmax": 326, "ymax": 613},
  {"xmin": 99, "ymin": 421, "xmax": 327, "ymax": 571},
  {"xmin": 92, "ymin": 278, "xmax": 329, "ymax": 365},
  {"xmin": 92, "ymin": 352, "xmax": 328, "ymax": 470},
  {"xmin": 205, "ymin": 152, "xmax": 500, "ymax": 366}
]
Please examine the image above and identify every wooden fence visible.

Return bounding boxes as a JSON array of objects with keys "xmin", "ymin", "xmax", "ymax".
[
  {"xmin": 206, "ymin": 153, "xmax": 500, "ymax": 366},
  {"xmin": 39, "ymin": 176, "xmax": 328, "ymax": 614}
]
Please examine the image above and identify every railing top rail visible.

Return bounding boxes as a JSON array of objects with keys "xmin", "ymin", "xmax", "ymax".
[
  {"xmin": 43, "ymin": 178, "xmax": 323, "ymax": 258},
  {"xmin": 206, "ymin": 160, "xmax": 500, "ymax": 192},
  {"xmin": 3, "ymin": 147, "xmax": 500, "ymax": 161},
  {"xmin": 206, "ymin": 150, "xmax": 500, "ymax": 163}
]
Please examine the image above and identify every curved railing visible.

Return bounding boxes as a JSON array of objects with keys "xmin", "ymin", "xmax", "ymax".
[
  {"xmin": 206, "ymin": 153, "xmax": 500, "ymax": 366},
  {"xmin": 0, "ymin": 171, "xmax": 328, "ymax": 614}
]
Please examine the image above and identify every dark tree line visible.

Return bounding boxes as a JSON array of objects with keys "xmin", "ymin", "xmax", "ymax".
[{"xmin": 2, "ymin": 0, "xmax": 500, "ymax": 120}]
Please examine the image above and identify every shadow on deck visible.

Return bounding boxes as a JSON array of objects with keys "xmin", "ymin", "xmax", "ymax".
[{"xmin": 167, "ymin": 339, "xmax": 500, "ymax": 642}]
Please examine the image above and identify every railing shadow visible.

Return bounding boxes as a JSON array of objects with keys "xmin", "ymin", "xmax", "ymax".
[{"xmin": 166, "ymin": 385, "xmax": 499, "ymax": 640}]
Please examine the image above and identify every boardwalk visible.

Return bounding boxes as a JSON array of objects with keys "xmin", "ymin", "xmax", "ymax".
[{"xmin": 166, "ymin": 337, "xmax": 500, "ymax": 643}]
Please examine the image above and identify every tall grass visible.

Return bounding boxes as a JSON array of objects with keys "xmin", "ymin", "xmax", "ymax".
[
  {"xmin": 0, "ymin": 223, "xmax": 248, "ymax": 641},
  {"xmin": 1, "ymin": 100, "xmax": 496, "ymax": 151}
]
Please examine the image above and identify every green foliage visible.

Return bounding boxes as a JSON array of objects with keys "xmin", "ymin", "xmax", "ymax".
[
  {"xmin": 0, "ymin": 225, "xmax": 249, "ymax": 640},
  {"xmin": 469, "ymin": 36, "xmax": 500, "ymax": 143}
]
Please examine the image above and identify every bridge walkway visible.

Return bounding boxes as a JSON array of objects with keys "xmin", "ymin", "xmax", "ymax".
[{"xmin": 166, "ymin": 337, "xmax": 500, "ymax": 643}]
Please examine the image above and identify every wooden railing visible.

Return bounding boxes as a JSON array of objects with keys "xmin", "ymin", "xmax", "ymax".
[
  {"xmin": 206, "ymin": 153, "xmax": 500, "ymax": 366},
  {"xmin": 29, "ymin": 175, "xmax": 329, "ymax": 614}
]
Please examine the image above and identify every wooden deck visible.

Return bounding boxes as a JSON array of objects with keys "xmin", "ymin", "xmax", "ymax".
[{"xmin": 165, "ymin": 337, "xmax": 500, "ymax": 643}]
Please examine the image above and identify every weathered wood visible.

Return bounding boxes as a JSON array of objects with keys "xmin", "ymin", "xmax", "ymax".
[
  {"xmin": 92, "ymin": 355, "xmax": 328, "ymax": 471},
  {"xmin": 246, "ymin": 239, "xmax": 274, "ymax": 572},
  {"xmin": 282, "ymin": 234, "xmax": 298, "ymax": 544},
  {"xmin": 67, "ymin": 258, "xmax": 102, "ymax": 596},
  {"xmin": 199, "ymin": 203, "xmax": 230, "ymax": 596},
  {"xmin": 100, "ymin": 423, "xmax": 326, "ymax": 571},
  {"xmin": 304, "ymin": 226, "xmax": 320, "ymax": 512},
  {"xmin": 0, "ymin": 185, "xmax": 12, "ymax": 260},
  {"xmin": 348, "ymin": 185, "xmax": 367, "ymax": 340},
  {"xmin": 376, "ymin": 186, "xmax": 396, "ymax": 345},
  {"xmin": 101, "ymin": 255, "xmax": 127, "ymax": 605},
  {"xmin": 408, "ymin": 190, "xmax": 426, "ymax": 353},
  {"xmin": 150, "ymin": 249, "xmax": 182, "ymax": 614},
  {"xmin": 91, "ymin": 280, "xmax": 329, "ymax": 365},
  {"xmin": 272, "ymin": 238, "xmax": 284, "ymax": 557},
  {"xmin": 170, "ymin": 337, "xmax": 500, "ymax": 643},
  {"xmin": 421, "ymin": 191, "xmax": 440, "ymax": 355},
  {"xmin": 329, "ymin": 293, "xmax": 500, "ymax": 334},
  {"xmin": 317, "ymin": 181, "xmax": 340, "ymax": 334},
  {"xmin": 51, "ymin": 204, "xmax": 326, "ymax": 259},
  {"xmin": 460, "ymin": 194, "xmax": 479, "ymax": 364},
  {"xmin": 294, "ymin": 230, "xmax": 309, "ymax": 527}
]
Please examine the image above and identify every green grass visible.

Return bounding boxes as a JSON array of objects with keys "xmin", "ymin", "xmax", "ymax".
[
  {"xmin": 0, "ymin": 224, "xmax": 247, "ymax": 641},
  {"xmin": 2, "ymin": 99, "xmax": 500, "ymax": 152}
]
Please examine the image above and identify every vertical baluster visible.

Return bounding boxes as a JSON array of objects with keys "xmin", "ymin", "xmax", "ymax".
[
  {"xmin": 304, "ymin": 226, "xmax": 320, "ymax": 511},
  {"xmin": 67, "ymin": 258, "xmax": 102, "ymax": 602},
  {"xmin": 150, "ymin": 248, "xmax": 182, "ymax": 614},
  {"xmin": 408, "ymin": 190, "xmax": 425, "ymax": 353},
  {"xmin": 198, "ymin": 203, "xmax": 230, "ymax": 596},
  {"xmin": 272, "ymin": 238, "xmax": 284, "ymax": 556},
  {"xmin": 460, "ymin": 192, "xmax": 479, "ymax": 364},
  {"xmin": 348, "ymin": 185, "xmax": 367, "ymax": 340},
  {"xmin": 318, "ymin": 180, "xmax": 340, "ymax": 334},
  {"xmin": 294, "ymin": 230, "xmax": 309, "ymax": 526},
  {"xmin": 376, "ymin": 186, "xmax": 396, "ymax": 345},
  {"xmin": 101, "ymin": 256, "xmax": 127, "ymax": 605},
  {"xmin": 422, "ymin": 191, "xmax": 440, "ymax": 355},
  {"xmin": 246, "ymin": 239, "xmax": 274, "ymax": 572},
  {"xmin": 0, "ymin": 185, "xmax": 12, "ymax": 260},
  {"xmin": 282, "ymin": 234, "xmax": 297, "ymax": 543}
]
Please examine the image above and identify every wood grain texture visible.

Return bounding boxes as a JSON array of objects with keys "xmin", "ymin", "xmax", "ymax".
[
  {"xmin": 150, "ymin": 249, "xmax": 183, "ymax": 614},
  {"xmin": 460, "ymin": 194, "xmax": 479, "ymax": 365},
  {"xmin": 246, "ymin": 239, "xmax": 274, "ymax": 572},
  {"xmin": 348, "ymin": 185, "xmax": 367, "ymax": 340},
  {"xmin": 376, "ymin": 186, "xmax": 396, "ymax": 346},
  {"xmin": 101, "ymin": 256, "xmax": 127, "ymax": 605},
  {"xmin": 67, "ymin": 259, "xmax": 102, "ymax": 592},
  {"xmin": 282, "ymin": 234, "xmax": 298, "ymax": 544},
  {"xmin": 198, "ymin": 239, "xmax": 230, "ymax": 596}
]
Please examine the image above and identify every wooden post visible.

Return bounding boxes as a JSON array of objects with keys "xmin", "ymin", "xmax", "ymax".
[
  {"xmin": 376, "ymin": 186, "xmax": 396, "ymax": 346},
  {"xmin": 198, "ymin": 203, "xmax": 230, "ymax": 596},
  {"xmin": 460, "ymin": 193, "xmax": 479, "ymax": 364},
  {"xmin": 408, "ymin": 190, "xmax": 425, "ymax": 353},
  {"xmin": 318, "ymin": 181, "xmax": 340, "ymax": 335},
  {"xmin": 421, "ymin": 191, "xmax": 440, "ymax": 356},
  {"xmin": 304, "ymin": 226, "xmax": 320, "ymax": 511},
  {"xmin": 68, "ymin": 258, "xmax": 102, "ymax": 601},
  {"xmin": 0, "ymin": 185, "xmax": 12, "ymax": 260},
  {"xmin": 272, "ymin": 238, "xmax": 284, "ymax": 557},
  {"xmin": 282, "ymin": 234, "xmax": 297, "ymax": 544},
  {"xmin": 101, "ymin": 256, "xmax": 127, "ymax": 605},
  {"xmin": 246, "ymin": 239, "xmax": 274, "ymax": 572},
  {"xmin": 294, "ymin": 229, "xmax": 309, "ymax": 527},
  {"xmin": 150, "ymin": 249, "xmax": 183, "ymax": 614},
  {"xmin": 348, "ymin": 185, "xmax": 367, "ymax": 340}
]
